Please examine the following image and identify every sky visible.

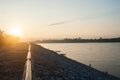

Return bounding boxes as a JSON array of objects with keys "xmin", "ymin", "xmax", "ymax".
[{"xmin": 0, "ymin": 0, "xmax": 120, "ymax": 40}]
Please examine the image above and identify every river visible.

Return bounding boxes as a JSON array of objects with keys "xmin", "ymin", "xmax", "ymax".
[{"xmin": 38, "ymin": 43, "xmax": 120, "ymax": 77}]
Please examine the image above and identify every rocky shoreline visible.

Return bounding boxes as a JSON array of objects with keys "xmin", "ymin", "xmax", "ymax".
[{"xmin": 31, "ymin": 44, "xmax": 120, "ymax": 80}]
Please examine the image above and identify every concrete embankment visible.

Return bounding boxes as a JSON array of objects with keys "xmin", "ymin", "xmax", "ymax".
[
  {"xmin": 31, "ymin": 43, "xmax": 120, "ymax": 80},
  {"xmin": 0, "ymin": 43, "xmax": 28, "ymax": 80}
]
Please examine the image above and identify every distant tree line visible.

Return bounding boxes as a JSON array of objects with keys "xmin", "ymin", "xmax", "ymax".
[
  {"xmin": 35, "ymin": 37, "xmax": 120, "ymax": 43},
  {"xmin": 0, "ymin": 30, "xmax": 20, "ymax": 47}
]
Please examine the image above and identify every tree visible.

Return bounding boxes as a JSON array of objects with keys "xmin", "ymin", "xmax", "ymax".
[
  {"xmin": 0, "ymin": 30, "xmax": 4, "ymax": 47},
  {"xmin": 0, "ymin": 29, "xmax": 20, "ymax": 47}
]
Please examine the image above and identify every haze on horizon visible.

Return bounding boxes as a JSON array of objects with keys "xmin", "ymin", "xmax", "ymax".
[{"xmin": 0, "ymin": 0, "xmax": 120, "ymax": 41}]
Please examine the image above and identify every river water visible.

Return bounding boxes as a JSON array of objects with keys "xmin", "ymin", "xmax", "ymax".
[{"xmin": 38, "ymin": 43, "xmax": 120, "ymax": 77}]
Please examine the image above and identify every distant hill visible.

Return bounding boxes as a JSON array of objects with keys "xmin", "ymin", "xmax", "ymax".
[{"xmin": 34, "ymin": 37, "xmax": 120, "ymax": 43}]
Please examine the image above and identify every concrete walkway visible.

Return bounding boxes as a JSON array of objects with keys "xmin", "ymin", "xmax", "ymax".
[{"xmin": 22, "ymin": 44, "xmax": 32, "ymax": 80}]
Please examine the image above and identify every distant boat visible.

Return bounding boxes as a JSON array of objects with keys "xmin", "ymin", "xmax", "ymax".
[
  {"xmin": 60, "ymin": 53, "xmax": 66, "ymax": 56},
  {"xmin": 56, "ymin": 50, "xmax": 61, "ymax": 53}
]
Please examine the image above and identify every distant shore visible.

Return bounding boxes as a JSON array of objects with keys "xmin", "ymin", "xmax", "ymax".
[{"xmin": 34, "ymin": 37, "xmax": 120, "ymax": 43}]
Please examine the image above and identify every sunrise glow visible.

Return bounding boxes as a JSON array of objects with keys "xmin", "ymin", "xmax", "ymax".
[{"xmin": 9, "ymin": 27, "xmax": 22, "ymax": 37}]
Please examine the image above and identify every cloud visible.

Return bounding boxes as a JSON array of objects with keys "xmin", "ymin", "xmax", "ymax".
[
  {"xmin": 48, "ymin": 19, "xmax": 80, "ymax": 26},
  {"xmin": 48, "ymin": 21, "xmax": 66, "ymax": 26}
]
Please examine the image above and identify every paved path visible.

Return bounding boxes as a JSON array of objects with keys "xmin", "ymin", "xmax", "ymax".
[{"xmin": 22, "ymin": 44, "xmax": 32, "ymax": 80}]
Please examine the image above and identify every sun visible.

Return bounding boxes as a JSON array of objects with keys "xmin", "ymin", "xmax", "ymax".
[{"xmin": 9, "ymin": 27, "xmax": 22, "ymax": 37}]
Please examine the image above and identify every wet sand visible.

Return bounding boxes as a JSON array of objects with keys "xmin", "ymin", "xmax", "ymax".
[
  {"xmin": 31, "ymin": 43, "xmax": 120, "ymax": 80},
  {"xmin": 0, "ymin": 43, "xmax": 28, "ymax": 80}
]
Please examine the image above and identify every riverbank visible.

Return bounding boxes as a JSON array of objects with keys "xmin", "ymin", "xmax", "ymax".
[
  {"xmin": 31, "ymin": 43, "xmax": 120, "ymax": 80},
  {"xmin": 0, "ymin": 43, "xmax": 28, "ymax": 80}
]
